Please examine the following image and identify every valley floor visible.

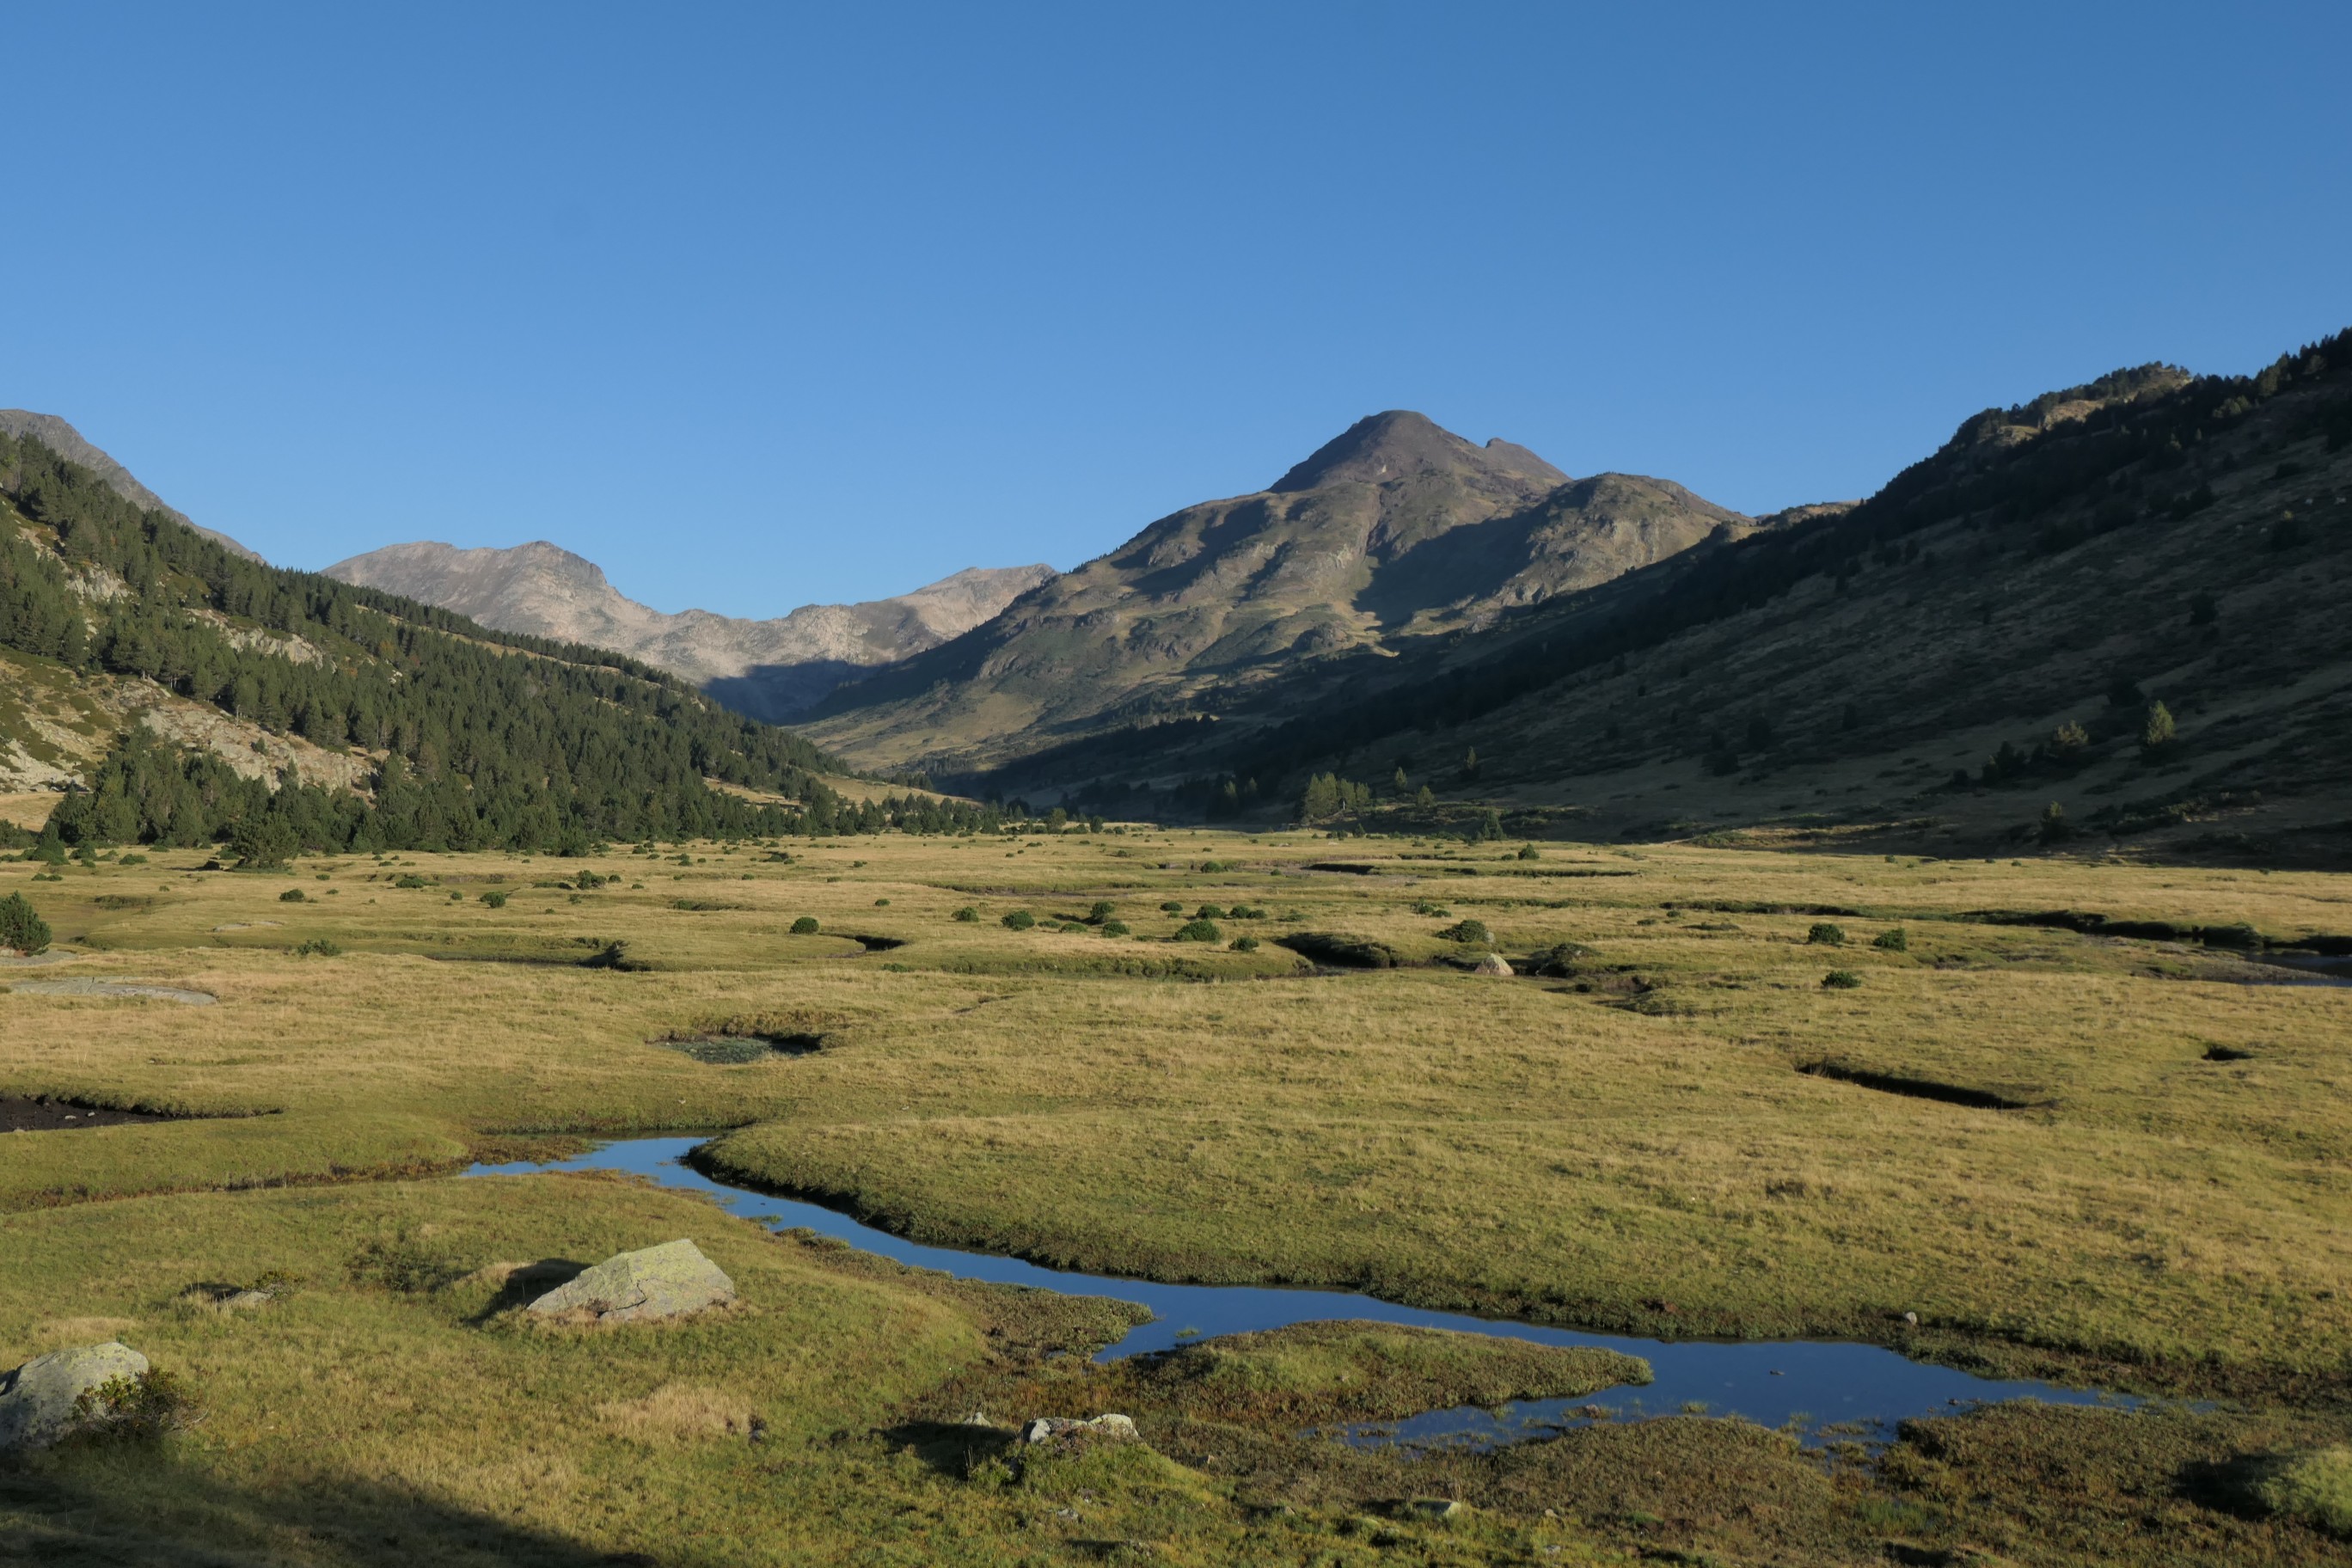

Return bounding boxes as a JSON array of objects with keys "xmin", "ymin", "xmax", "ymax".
[{"xmin": 2, "ymin": 829, "xmax": 2349, "ymax": 1565}]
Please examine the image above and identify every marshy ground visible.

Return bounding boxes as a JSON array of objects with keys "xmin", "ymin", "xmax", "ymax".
[{"xmin": 2, "ymin": 829, "xmax": 2349, "ymax": 1564}]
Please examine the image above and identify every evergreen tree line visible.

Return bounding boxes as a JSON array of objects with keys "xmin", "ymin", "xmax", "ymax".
[{"xmin": 0, "ymin": 429, "xmax": 1008, "ymax": 849}]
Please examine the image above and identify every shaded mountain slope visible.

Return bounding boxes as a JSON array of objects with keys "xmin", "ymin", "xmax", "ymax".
[
  {"xmin": 803, "ymin": 411, "xmax": 1748, "ymax": 769},
  {"xmin": 989, "ymin": 334, "xmax": 2352, "ymax": 862},
  {"xmin": 326, "ymin": 542, "xmax": 1052, "ymax": 721}
]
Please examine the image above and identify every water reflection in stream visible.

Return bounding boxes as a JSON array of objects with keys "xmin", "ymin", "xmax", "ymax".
[{"xmin": 467, "ymin": 1136, "xmax": 2139, "ymax": 1449}]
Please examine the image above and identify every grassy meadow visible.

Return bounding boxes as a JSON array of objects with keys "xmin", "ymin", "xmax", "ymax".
[{"xmin": 3, "ymin": 827, "xmax": 2350, "ymax": 1564}]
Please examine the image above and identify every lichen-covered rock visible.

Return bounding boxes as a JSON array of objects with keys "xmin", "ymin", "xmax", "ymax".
[
  {"xmin": 0, "ymin": 1342, "xmax": 150, "ymax": 1450},
  {"xmin": 1020, "ymin": 1413, "xmax": 1139, "ymax": 1445},
  {"xmin": 525, "ymin": 1239, "xmax": 736, "ymax": 1323}
]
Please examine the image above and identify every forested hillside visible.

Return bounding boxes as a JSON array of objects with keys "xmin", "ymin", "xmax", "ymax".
[{"xmin": 0, "ymin": 428, "xmax": 1001, "ymax": 850}]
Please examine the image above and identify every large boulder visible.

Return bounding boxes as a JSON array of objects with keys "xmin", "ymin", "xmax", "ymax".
[
  {"xmin": 1473, "ymin": 952, "xmax": 1514, "ymax": 977},
  {"xmin": 525, "ymin": 1239, "xmax": 736, "ymax": 1323},
  {"xmin": 0, "ymin": 1342, "xmax": 150, "ymax": 1450}
]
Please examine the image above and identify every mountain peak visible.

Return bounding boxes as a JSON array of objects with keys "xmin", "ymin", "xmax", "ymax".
[{"xmin": 1270, "ymin": 410, "xmax": 1566, "ymax": 493}]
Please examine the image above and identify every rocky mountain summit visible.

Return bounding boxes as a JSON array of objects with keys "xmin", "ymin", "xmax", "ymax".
[
  {"xmin": 801, "ymin": 410, "xmax": 1752, "ymax": 770},
  {"xmin": 327, "ymin": 541, "xmax": 1053, "ymax": 720}
]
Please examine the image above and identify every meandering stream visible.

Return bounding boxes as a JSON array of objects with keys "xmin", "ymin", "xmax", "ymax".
[{"xmin": 467, "ymin": 1136, "xmax": 2139, "ymax": 1449}]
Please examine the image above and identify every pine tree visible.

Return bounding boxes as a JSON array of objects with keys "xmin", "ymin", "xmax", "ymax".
[{"xmin": 2142, "ymin": 701, "xmax": 2177, "ymax": 751}]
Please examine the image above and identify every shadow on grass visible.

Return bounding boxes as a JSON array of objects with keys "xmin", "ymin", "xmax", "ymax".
[
  {"xmin": 0, "ymin": 1461, "xmax": 655, "ymax": 1566},
  {"xmin": 878, "ymin": 1418, "xmax": 1017, "ymax": 1480},
  {"xmin": 460, "ymin": 1258, "xmax": 591, "ymax": 1325}
]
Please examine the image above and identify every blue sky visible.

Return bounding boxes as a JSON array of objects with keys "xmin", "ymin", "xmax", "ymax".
[{"xmin": 6, "ymin": 3, "xmax": 2347, "ymax": 616}]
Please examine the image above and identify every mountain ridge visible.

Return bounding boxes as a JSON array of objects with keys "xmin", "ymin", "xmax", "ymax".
[
  {"xmin": 325, "ymin": 542, "xmax": 1054, "ymax": 721},
  {"xmin": 0, "ymin": 410, "xmax": 263, "ymax": 563},
  {"xmin": 800, "ymin": 411, "xmax": 1751, "ymax": 769}
]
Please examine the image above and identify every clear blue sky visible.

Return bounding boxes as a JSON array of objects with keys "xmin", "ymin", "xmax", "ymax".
[{"xmin": 7, "ymin": 3, "xmax": 2347, "ymax": 617}]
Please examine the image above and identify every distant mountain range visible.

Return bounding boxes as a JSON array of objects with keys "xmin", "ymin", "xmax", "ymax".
[
  {"xmin": 324, "ymin": 542, "xmax": 1053, "ymax": 721},
  {"xmin": 9, "ymin": 322, "xmax": 2347, "ymax": 862},
  {"xmin": 0, "ymin": 411, "xmax": 261, "ymax": 562}
]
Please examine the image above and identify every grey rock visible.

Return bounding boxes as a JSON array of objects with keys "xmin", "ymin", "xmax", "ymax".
[
  {"xmin": 1020, "ymin": 1412, "xmax": 1139, "ymax": 1445},
  {"xmin": 0, "ymin": 1342, "xmax": 150, "ymax": 1450},
  {"xmin": 525, "ymin": 1238, "xmax": 736, "ymax": 1323},
  {"xmin": 1473, "ymin": 952, "xmax": 1514, "ymax": 977}
]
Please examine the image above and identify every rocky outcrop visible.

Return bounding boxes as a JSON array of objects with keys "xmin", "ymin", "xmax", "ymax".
[
  {"xmin": 0, "ymin": 1342, "xmax": 150, "ymax": 1450},
  {"xmin": 525, "ymin": 1239, "xmax": 736, "ymax": 1323},
  {"xmin": 1019, "ymin": 1413, "xmax": 1140, "ymax": 1445}
]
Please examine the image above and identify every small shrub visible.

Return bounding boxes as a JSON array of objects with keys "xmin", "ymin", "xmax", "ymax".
[
  {"xmin": 1173, "ymin": 918, "xmax": 1222, "ymax": 943},
  {"xmin": 1087, "ymin": 900, "xmax": 1118, "ymax": 923},
  {"xmin": 1230, "ymin": 934, "xmax": 1260, "ymax": 952},
  {"xmin": 347, "ymin": 1228, "xmax": 470, "ymax": 1293},
  {"xmin": 118, "ymin": 853, "xmax": 148, "ymax": 867},
  {"xmin": 0, "ymin": 891, "xmax": 53, "ymax": 955},
  {"xmin": 1059, "ymin": 921, "xmax": 1089, "ymax": 934},
  {"xmin": 1228, "ymin": 904, "xmax": 1265, "ymax": 920},
  {"xmin": 1099, "ymin": 920, "xmax": 1130, "ymax": 938},
  {"xmin": 481, "ymin": 891, "xmax": 509, "ymax": 909},
  {"xmin": 2240, "ymin": 1447, "xmax": 2352, "ymax": 1537},
  {"xmin": 873, "ymin": 897, "xmax": 891, "ymax": 906},
  {"xmin": 1159, "ymin": 901, "xmax": 1185, "ymax": 913},
  {"xmin": 1807, "ymin": 922, "xmax": 1846, "ymax": 946},
  {"xmin": 952, "ymin": 906, "xmax": 979, "ymax": 922},
  {"xmin": 1822, "ymin": 970, "xmax": 1863, "ymax": 989},
  {"xmin": 1002, "ymin": 910, "xmax": 1036, "ymax": 931},
  {"xmin": 392, "ymin": 874, "xmax": 431, "ymax": 890},
  {"xmin": 72, "ymin": 1368, "xmax": 198, "ymax": 1442},
  {"xmin": 1195, "ymin": 903, "xmax": 1228, "ymax": 920},
  {"xmin": 291, "ymin": 937, "xmax": 343, "ymax": 957},
  {"xmin": 1872, "ymin": 928, "xmax": 1908, "ymax": 952},
  {"xmin": 1439, "ymin": 919, "xmax": 1493, "ymax": 946},
  {"xmin": 1516, "ymin": 844, "xmax": 1540, "ymax": 860},
  {"xmin": 1412, "ymin": 901, "xmax": 1451, "ymax": 918},
  {"xmin": 790, "ymin": 916, "xmax": 821, "ymax": 934},
  {"xmin": 451, "ymin": 890, "xmax": 467, "ymax": 902}
]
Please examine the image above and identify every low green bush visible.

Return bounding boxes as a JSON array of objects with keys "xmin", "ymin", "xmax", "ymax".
[
  {"xmin": 952, "ymin": 906, "xmax": 978, "ymax": 922},
  {"xmin": 1439, "ymin": 919, "xmax": 1493, "ymax": 946},
  {"xmin": 1808, "ymin": 922, "xmax": 1847, "ymax": 946},
  {"xmin": 0, "ymin": 891, "xmax": 53, "ymax": 955},
  {"xmin": 1099, "ymin": 920, "xmax": 1130, "ymax": 938},
  {"xmin": 2243, "ymin": 1447, "xmax": 2352, "ymax": 1537},
  {"xmin": 1822, "ymin": 970, "xmax": 1862, "ymax": 989},
  {"xmin": 1195, "ymin": 903, "xmax": 1228, "ymax": 920},
  {"xmin": 1230, "ymin": 934, "xmax": 1260, "ymax": 952},
  {"xmin": 790, "ymin": 916, "xmax": 821, "ymax": 934},
  {"xmin": 1872, "ymin": 928, "xmax": 1908, "ymax": 951},
  {"xmin": 1173, "ymin": 919, "xmax": 1222, "ymax": 943},
  {"xmin": 481, "ymin": 891, "xmax": 508, "ymax": 909},
  {"xmin": 291, "ymin": 937, "xmax": 343, "ymax": 957},
  {"xmin": 1159, "ymin": 901, "xmax": 1184, "ymax": 913},
  {"xmin": 1002, "ymin": 910, "xmax": 1036, "ymax": 931},
  {"xmin": 279, "ymin": 889, "xmax": 307, "ymax": 903}
]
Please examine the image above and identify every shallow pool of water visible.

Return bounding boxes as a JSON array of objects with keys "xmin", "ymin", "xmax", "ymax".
[{"xmin": 467, "ymin": 1136, "xmax": 2137, "ymax": 1448}]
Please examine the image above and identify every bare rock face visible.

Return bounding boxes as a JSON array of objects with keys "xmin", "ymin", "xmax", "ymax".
[
  {"xmin": 0, "ymin": 1342, "xmax": 150, "ymax": 1450},
  {"xmin": 525, "ymin": 1239, "xmax": 737, "ymax": 1323}
]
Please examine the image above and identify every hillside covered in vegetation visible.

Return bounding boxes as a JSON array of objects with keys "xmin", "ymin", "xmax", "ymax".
[{"xmin": 0, "ymin": 428, "xmax": 1006, "ymax": 851}]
